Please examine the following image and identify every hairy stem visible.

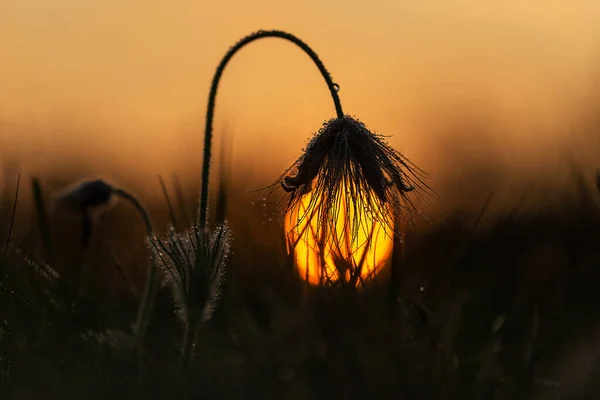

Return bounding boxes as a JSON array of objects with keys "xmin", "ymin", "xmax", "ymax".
[
  {"xmin": 181, "ymin": 321, "xmax": 201, "ymax": 372},
  {"xmin": 198, "ymin": 29, "xmax": 345, "ymax": 229}
]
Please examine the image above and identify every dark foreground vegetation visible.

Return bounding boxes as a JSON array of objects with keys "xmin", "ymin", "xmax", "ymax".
[{"xmin": 1, "ymin": 168, "xmax": 600, "ymax": 400}]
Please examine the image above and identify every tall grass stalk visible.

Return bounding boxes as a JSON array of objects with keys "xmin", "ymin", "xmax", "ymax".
[
  {"xmin": 3, "ymin": 173, "xmax": 20, "ymax": 256},
  {"xmin": 31, "ymin": 178, "xmax": 55, "ymax": 265},
  {"xmin": 172, "ymin": 172, "xmax": 190, "ymax": 225},
  {"xmin": 158, "ymin": 174, "xmax": 179, "ymax": 230}
]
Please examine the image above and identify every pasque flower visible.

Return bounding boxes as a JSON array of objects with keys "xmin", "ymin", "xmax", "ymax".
[
  {"xmin": 196, "ymin": 29, "xmax": 433, "ymax": 288},
  {"xmin": 276, "ymin": 115, "xmax": 430, "ymax": 235},
  {"xmin": 268, "ymin": 116, "xmax": 432, "ymax": 286},
  {"xmin": 54, "ymin": 179, "xmax": 151, "ymax": 248},
  {"xmin": 54, "ymin": 178, "xmax": 159, "ymax": 370}
]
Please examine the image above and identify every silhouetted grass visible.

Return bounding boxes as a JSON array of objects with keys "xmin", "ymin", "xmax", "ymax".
[{"xmin": 0, "ymin": 164, "xmax": 599, "ymax": 400}]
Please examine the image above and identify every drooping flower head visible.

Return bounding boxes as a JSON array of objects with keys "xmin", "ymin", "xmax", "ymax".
[
  {"xmin": 266, "ymin": 115, "xmax": 433, "ymax": 286},
  {"xmin": 54, "ymin": 179, "xmax": 116, "ymax": 211},
  {"xmin": 276, "ymin": 115, "xmax": 430, "ymax": 233},
  {"xmin": 53, "ymin": 178, "xmax": 154, "ymax": 248},
  {"xmin": 53, "ymin": 179, "xmax": 120, "ymax": 248}
]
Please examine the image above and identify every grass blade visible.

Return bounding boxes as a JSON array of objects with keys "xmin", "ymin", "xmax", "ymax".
[
  {"xmin": 158, "ymin": 174, "xmax": 178, "ymax": 230},
  {"xmin": 4, "ymin": 173, "xmax": 20, "ymax": 256},
  {"xmin": 31, "ymin": 177, "xmax": 54, "ymax": 264}
]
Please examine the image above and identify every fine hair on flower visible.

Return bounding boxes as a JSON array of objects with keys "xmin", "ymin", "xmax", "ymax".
[{"xmin": 267, "ymin": 115, "xmax": 434, "ymax": 242}]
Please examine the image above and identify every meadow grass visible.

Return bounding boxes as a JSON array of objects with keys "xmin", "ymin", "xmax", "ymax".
[{"xmin": 0, "ymin": 167, "xmax": 600, "ymax": 400}]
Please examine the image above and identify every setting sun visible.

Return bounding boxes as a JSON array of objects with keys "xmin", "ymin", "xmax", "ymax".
[{"xmin": 283, "ymin": 183, "xmax": 394, "ymax": 286}]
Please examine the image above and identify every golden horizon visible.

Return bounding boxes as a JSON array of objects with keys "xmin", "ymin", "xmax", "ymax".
[{"xmin": 1, "ymin": 0, "xmax": 600, "ymax": 213}]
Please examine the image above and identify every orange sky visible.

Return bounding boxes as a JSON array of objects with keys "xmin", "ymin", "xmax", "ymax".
[{"xmin": 1, "ymin": 1, "xmax": 600, "ymax": 205}]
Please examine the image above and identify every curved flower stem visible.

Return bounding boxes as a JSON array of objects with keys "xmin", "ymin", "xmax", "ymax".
[
  {"xmin": 113, "ymin": 189, "xmax": 157, "ymax": 337},
  {"xmin": 112, "ymin": 188, "xmax": 157, "ymax": 383},
  {"xmin": 198, "ymin": 30, "xmax": 345, "ymax": 229},
  {"xmin": 113, "ymin": 189, "xmax": 154, "ymax": 236}
]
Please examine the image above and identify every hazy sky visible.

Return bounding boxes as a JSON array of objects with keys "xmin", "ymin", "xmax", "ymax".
[{"xmin": 1, "ymin": 0, "xmax": 600, "ymax": 202}]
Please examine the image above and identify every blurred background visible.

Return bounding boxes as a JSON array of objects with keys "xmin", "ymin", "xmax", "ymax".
[
  {"xmin": 4, "ymin": 2, "xmax": 600, "ymax": 399},
  {"xmin": 1, "ymin": 0, "xmax": 600, "ymax": 214}
]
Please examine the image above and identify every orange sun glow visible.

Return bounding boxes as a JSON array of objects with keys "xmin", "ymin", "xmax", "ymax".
[{"xmin": 283, "ymin": 185, "xmax": 394, "ymax": 286}]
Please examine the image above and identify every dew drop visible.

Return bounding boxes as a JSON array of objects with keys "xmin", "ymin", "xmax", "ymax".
[{"xmin": 332, "ymin": 83, "xmax": 340, "ymax": 92}]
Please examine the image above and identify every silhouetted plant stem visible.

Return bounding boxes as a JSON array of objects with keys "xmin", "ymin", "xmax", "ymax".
[
  {"xmin": 215, "ymin": 128, "xmax": 232, "ymax": 226},
  {"xmin": 198, "ymin": 30, "xmax": 345, "ymax": 229},
  {"xmin": 158, "ymin": 174, "xmax": 179, "ymax": 230},
  {"xmin": 112, "ymin": 189, "xmax": 154, "ymax": 236},
  {"xmin": 4, "ymin": 173, "xmax": 20, "ymax": 256},
  {"xmin": 112, "ymin": 189, "xmax": 155, "ymax": 320},
  {"xmin": 181, "ymin": 320, "xmax": 201, "ymax": 371},
  {"xmin": 388, "ymin": 226, "xmax": 403, "ymax": 309},
  {"xmin": 31, "ymin": 178, "xmax": 54, "ymax": 265},
  {"xmin": 111, "ymin": 188, "xmax": 157, "ymax": 382},
  {"xmin": 172, "ymin": 172, "xmax": 190, "ymax": 224}
]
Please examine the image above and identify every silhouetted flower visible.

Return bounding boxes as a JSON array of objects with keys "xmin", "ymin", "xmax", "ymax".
[
  {"xmin": 54, "ymin": 177, "xmax": 159, "ymax": 354},
  {"xmin": 270, "ymin": 115, "xmax": 432, "ymax": 239},
  {"xmin": 55, "ymin": 179, "xmax": 117, "ymax": 211},
  {"xmin": 53, "ymin": 178, "xmax": 154, "ymax": 252},
  {"xmin": 54, "ymin": 179, "xmax": 118, "ymax": 248}
]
